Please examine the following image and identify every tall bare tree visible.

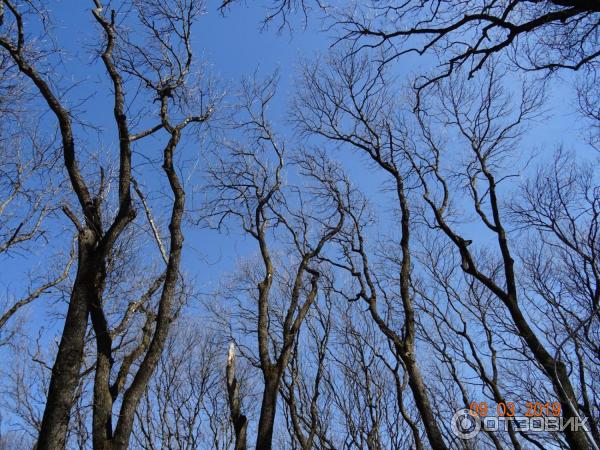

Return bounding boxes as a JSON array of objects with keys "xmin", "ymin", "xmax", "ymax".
[
  {"xmin": 408, "ymin": 66, "xmax": 595, "ymax": 450},
  {"xmin": 0, "ymin": 1, "xmax": 214, "ymax": 448},
  {"xmin": 294, "ymin": 53, "xmax": 449, "ymax": 450},
  {"xmin": 205, "ymin": 74, "xmax": 349, "ymax": 450}
]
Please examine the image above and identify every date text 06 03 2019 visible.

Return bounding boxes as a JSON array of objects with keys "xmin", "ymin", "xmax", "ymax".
[{"xmin": 468, "ymin": 401, "xmax": 562, "ymax": 418}]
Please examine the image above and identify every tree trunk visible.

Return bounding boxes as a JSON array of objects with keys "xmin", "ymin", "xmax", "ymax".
[
  {"xmin": 403, "ymin": 354, "xmax": 448, "ymax": 450},
  {"xmin": 505, "ymin": 297, "xmax": 591, "ymax": 450},
  {"xmin": 227, "ymin": 343, "xmax": 248, "ymax": 450},
  {"xmin": 255, "ymin": 370, "xmax": 280, "ymax": 450},
  {"xmin": 37, "ymin": 229, "xmax": 103, "ymax": 449}
]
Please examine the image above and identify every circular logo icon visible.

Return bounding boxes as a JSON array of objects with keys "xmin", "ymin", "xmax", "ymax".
[{"xmin": 451, "ymin": 408, "xmax": 481, "ymax": 439}]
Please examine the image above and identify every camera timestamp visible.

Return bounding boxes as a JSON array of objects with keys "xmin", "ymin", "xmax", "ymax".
[{"xmin": 468, "ymin": 401, "xmax": 563, "ymax": 418}]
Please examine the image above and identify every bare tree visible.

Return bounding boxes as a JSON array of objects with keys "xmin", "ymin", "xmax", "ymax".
[
  {"xmin": 0, "ymin": 1, "xmax": 214, "ymax": 448},
  {"xmin": 278, "ymin": 281, "xmax": 336, "ymax": 450},
  {"xmin": 3, "ymin": 1, "xmax": 599, "ymax": 450},
  {"xmin": 291, "ymin": 39, "xmax": 600, "ymax": 448},
  {"xmin": 205, "ymin": 74, "xmax": 349, "ymax": 450},
  {"xmin": 226, "ymin": 342, "xmax": 248, "ymax": 450},
  {"xmin": 218, "ymin": 0, "xmax": 326, "ymax": 31},
  {"xmin": 406, "ymin": 66, "xmax": 595, "ymax": 450},
  {"xmin": 1, "ymin": 331, "xmax": 95, "ymax": 449},
  {"xmin": 414, "ymin": 233, "xmax": 566, "ymax": 449},
  {"xmin": 511, "ymin": 148, "xmax": 600, "ymax": 445},
  {"xmin": 294, "ymin": 53, "xmax": 449, "ymax": 450}
]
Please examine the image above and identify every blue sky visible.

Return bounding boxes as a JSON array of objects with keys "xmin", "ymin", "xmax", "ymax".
[
  {"xmin": 0, "ymin": 2, "xmax": 597, "ymax": 446},
  {"xmin": 1, "ymin": 0, "xmax": 593, "ymax": 371},
  {"xmin": 2, "ymin": 0, "xmax": 592, "ymax": 320}
]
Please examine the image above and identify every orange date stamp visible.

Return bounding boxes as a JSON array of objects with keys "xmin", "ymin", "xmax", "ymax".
[{"xmin": 468, "ymin": 401, "xmax": 562, "ymax": 418}]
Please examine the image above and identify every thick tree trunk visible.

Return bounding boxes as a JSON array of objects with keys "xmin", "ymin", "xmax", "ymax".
[
  {"xmin": 91, "ymin": 340, "xmax": 115, "ymax": 450},
  {"xmin": 37, "ymin": 230, "xmax": 103, "ymax": 450},
  {"xmin": 255, "ymin": 371, "xmax": 280, "ymax": 450}
]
